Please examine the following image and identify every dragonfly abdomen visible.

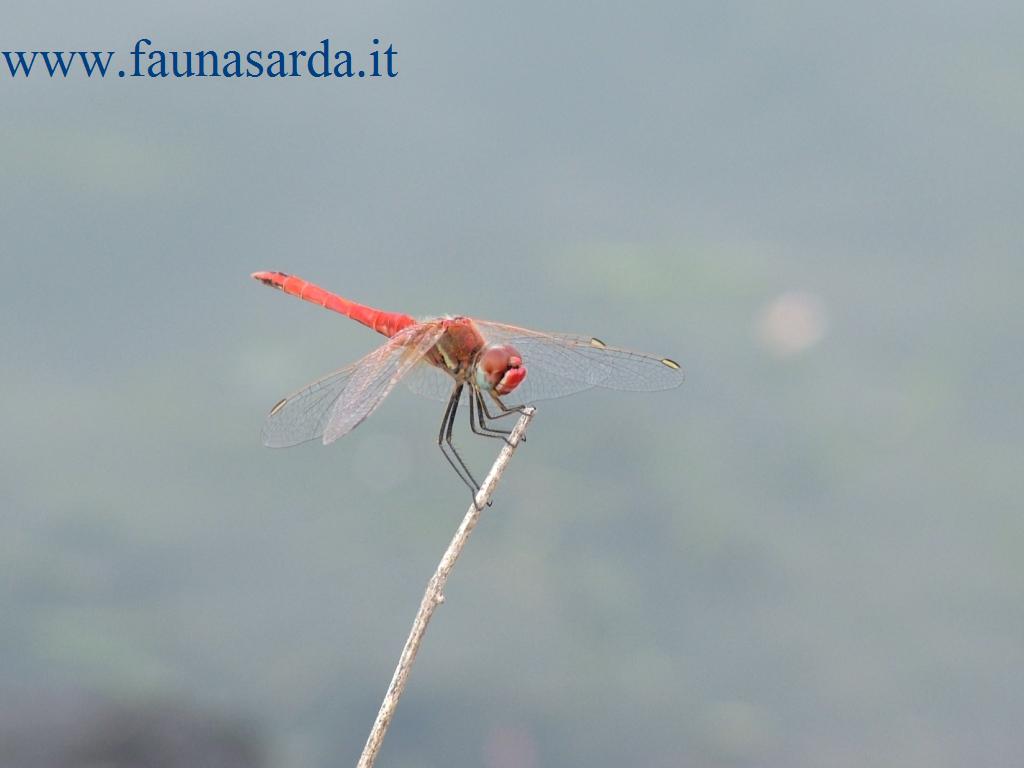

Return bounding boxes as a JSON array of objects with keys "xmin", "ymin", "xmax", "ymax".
[{"xmin": 251, "ymin": 271, "xmax": 415, "ymax": 337}]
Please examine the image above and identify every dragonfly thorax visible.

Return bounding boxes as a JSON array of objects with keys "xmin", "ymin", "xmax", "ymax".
[{"xmin": 428, "ymin": 317, "xmax": 489, "ymax": 378}]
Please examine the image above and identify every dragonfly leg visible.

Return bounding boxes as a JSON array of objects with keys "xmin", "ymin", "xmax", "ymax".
[
  {"xmin": 438, "ymin": 385, "xmax": 478, "ymax": 495},
  {"xmin": 482, "ymin": 392, "xmax": 530, "ymax": 419},
  {"xmin": 437, "ymin": 384, "xmax": 488, "ymax": 509},
  {"xmin": 479, "ymin": 392, "xmax": 530, "ymax": 442},
  {"xmin": 469, "ymin": 386, "xmax": 514, "ymax": 445}
]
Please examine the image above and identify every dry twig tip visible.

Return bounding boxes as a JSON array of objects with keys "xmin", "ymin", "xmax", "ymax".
[{"xmin": 355, "ymin": 406, "xmax": 535, "ymax": 768}]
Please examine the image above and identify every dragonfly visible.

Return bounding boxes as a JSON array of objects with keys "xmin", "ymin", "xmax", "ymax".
[{"xmin": 252, "ymin": 271, "xmax": 683, "ymax": 504}]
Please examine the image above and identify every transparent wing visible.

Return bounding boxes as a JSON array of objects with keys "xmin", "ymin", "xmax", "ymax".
[
  {"xmin": 406, "ymin": 363, "xmax": 455, "ymax": 402},
  {"xmin": 473, "ymin": 320, "xmax": 684, "ymax": 405},
  {"xmin": 261, "ymin": 323, "xmax": 445, "ymax": 447}
]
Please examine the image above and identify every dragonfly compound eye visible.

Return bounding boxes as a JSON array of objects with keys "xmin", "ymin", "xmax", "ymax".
[
  {"xmin": 496, "ymin": 362, "xmax": 526, "ymax": 395},
  {"xmin": 476, "ymin": 344, "xmax": 526, "ymax": 394}
]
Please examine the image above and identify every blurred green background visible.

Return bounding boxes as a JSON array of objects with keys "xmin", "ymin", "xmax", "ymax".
[{"xmin": 2, "ymin": 2, "xmax": 1021, "ymax": 766}]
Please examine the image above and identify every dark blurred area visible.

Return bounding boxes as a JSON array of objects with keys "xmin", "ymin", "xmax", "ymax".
[{"xmin": 0, "ymin": 693, "xmax": 263, "ymax": 768}]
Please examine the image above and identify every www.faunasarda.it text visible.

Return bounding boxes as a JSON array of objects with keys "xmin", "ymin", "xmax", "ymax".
[{"xmin": 1, "ymin": 37, "xmax": 398, "ymax": 79}]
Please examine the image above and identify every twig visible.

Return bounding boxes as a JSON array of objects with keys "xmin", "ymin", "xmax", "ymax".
[{"xmin": 355, "ymin": 406, "xmax": 536, "ymax": 768}]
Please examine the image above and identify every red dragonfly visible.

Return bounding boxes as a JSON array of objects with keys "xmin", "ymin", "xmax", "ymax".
[{"xmin": 252, "ymin": 271, "xmax": 683, "ymax": 503}]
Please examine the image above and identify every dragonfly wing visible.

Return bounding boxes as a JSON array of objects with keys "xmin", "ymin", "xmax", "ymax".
[
  {"xmin": 473, "ymin": 320, "xmax": 684, "ymax": 405},
  {"xmin": 261, "ymin": 323, "xmax": 444, "ymax": 447},
  {"xmin": 321, "ymin": 325, "xmax": 444, "ymax": 444},
  {"xmin": 405, "ymin": 362, "xmax": 455, "ymax": 402},
  {"xmin": 261, "ymin": 365, "xmax": 360, "ymax": 448}
]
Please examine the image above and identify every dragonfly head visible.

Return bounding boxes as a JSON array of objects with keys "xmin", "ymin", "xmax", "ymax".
[{"xmin": 475, "ymin": 344, "xmax": 526, "ymax": 395}]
